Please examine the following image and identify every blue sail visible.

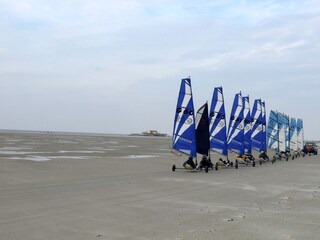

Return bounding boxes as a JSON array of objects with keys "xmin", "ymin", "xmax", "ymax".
[
  {"xmin": 172, "ymin": 78, "xmax": 197, "ymax": 157},
  {"xmin": 196, "ymin": 102, "xmax": 210, "ymax": 156},
  {"xmin": 227, "ymin": 92, "xmax": 245, "ymax": 155},
  {"xmin": 289, "ymin": 118, "xmax": 297, "ymax": 151},
  {"xmin": 243, "ymin": 96, "xmax": 252, "ymax": 155},
  {"xmin": 261, "ymin": 101, "xmax": 267, "ymax": 152},
  {"xmin": 251, "ymin": 99, "xmax": 263, "ymax": 152},
  {"xmin": 267, "ymin": 110, "xmax": 278, "ymax": 151},
  {"xmin": 277, "ymin": 112, "xmax": 287, "ymax": 152},
  {"xmin": 296, "ymin": 119, "xmax": 304, "ymax": 150},
  {"xmin": 209, "ymin": 87, "xmax": 228, "ymax": 156}
]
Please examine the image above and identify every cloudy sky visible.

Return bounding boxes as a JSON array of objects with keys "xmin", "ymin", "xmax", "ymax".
[{"xmin": 1, "ymin": 0, "xmax": 319, "ymax": 139}]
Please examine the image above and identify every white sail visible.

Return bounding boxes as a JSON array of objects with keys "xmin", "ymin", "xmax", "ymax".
[
  {"xmin": 278, "ymin": 113, "xmax": 287, "ymax": 152},
  {"xmin": 297, "ymin": 119, "xmax": 304, "ymax": 150},
  {"xmin": 290, "ymin": 118, "xmax": 298, "ymax": 151},
  {"xmin": 267, "ymin": 110, "xmax": 278, "ymax": 151}
]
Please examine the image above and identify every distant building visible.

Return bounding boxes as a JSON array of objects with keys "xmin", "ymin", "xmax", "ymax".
[{"xmin": 130, "ymin": 130, "xmax": 168, "ymax": 137}]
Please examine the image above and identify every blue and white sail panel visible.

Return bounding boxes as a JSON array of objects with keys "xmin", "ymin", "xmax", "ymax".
[
  {"xmin": 284, "ymin": 114, "xmax": 290, "ymax": 152},
  {"xmin": 261, "ymin": 101, "xmax": 267, "ymax": 152},
  {"xmin": 196, "ymin": 102, "xmax": 210, "ymax": 156},
  {"xmin": 297, "ymin": 119, "xmax": 304, "ymax": 150},
  {"xmin": 209, "ymin": 87, "xmax": 228, "ymax": 156},
  {"xmin": 278, "ymin": 112, "xmax": 287, "ymax": 152},
  {"xmin": 172, "ymin": 78, "xmax": 197, "ymax": 157},
  {"xmin": 251, "ymin": 99, "xmax": 263, "ymax": 152},
  {"xmin": 289, "ymin": 118, "xmax": 298, "ymax": 151},
  {"xmin": 243, "ymin": 96, "xmax": 252, "ymax": 155},
  {"xmin": 227, "ymin": 92, "xmax": 245, "ymax": 155},
  {"xmin": 267, "ymin": 110, "xmax": 278, "ymax": 151}
]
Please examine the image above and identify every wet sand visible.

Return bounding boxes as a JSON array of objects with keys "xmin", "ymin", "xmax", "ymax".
[{"xmin": 0, "ymin": 131, "xmax": 320, "ymax": 240}]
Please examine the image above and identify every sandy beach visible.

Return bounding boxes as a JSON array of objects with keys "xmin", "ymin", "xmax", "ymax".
[{"xmin": 0, "ymin": 131, "xmax": 319, "ymax": 240}]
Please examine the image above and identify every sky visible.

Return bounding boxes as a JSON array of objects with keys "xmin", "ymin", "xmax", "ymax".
[{"xmin": 0, "ymin": 0, "xmax": 320, "ymax": 139}]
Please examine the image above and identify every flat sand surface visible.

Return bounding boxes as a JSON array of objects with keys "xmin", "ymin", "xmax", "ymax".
[{"xmin": 0, "ymin": 131, "xmax": 320, "ymax": 240}]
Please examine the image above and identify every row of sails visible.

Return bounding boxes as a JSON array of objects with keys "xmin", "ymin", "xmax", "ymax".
[
  {"xmin": 172, "ymin": 78, "xmax": 267, "ymax": 160},
  {"xmin": 267, "ymin": 111, "xmax": 304, "ymax": 152}
]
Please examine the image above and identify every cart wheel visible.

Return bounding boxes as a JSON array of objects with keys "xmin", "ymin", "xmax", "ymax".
[
  {"xmin": 172, "ymin": 165, "xmax": 176, "ymax": 172},
  {"xmin": 253, "ymin": 161, "xmax": 256, "ymax": 167},
  {"xmin": 286, "ymin": 157, "xmax": 288, "ymax": 161},
  {"xmin": 215, "ymin": 163, "xmax": 218, "ymax": 171},
  {"xmin": 292, "ymin": 156, "xmax": 294, "ymax": 160},
  {"xmin": 235, "ymin": 163, "xmax": 238, "ymax": 169},
  {"xmin": 205, "ymin": 166, "xmax": 209, "ymax": 173}
]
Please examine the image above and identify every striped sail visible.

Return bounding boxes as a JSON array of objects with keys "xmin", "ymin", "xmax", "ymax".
[
  {"xmin": 251, "ymin": 99, "xmax": 263, "ymax": 152},
  {"xmin": 297, "ymin": 119, "xmax": 304, "ymax": 150},
  {"xmin": 209, "ymin": 87, "xmax": 228, "ymax": 156},
  {"xmin": 278, "ymin": 113, "xmax": 287, "ymax": 152},
  {"xmin": 267, "ymin": 110, "xmax": 279, "ymax": 151},
  {"xmin": 289, "ymin": 118, "xmax": 298, "ymax": 151},
  {"xmin": 243, "ymin": 96, "xmax": 252, "ymax": 155},
  {"xmin": 172, "ymin": 78, "xmax": 197, "ymax": 157},
  {"xmin": 227, "ymin": 92, "xmax": 245, "ymax": 155}
]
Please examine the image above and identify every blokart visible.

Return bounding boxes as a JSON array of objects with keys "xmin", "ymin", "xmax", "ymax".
[
  {"xmin": 214, "ymin": 158, "xmax": 234, "ymax": 170},
  {"xmin": 234, "ymin": 154, "xmax": 255, "ymax": 169}
]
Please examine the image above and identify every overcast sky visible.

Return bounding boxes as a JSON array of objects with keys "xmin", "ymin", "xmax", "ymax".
[{"xmin": 1, "ymin": 0, "xmax": 319, "ymax": 139}]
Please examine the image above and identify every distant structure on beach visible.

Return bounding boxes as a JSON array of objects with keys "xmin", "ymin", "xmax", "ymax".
[{"xmin": 130, "ymin": 130, "xmax": 168, "ymax": 137}]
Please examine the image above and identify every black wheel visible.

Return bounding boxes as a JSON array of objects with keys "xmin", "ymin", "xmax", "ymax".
[
  {"xmin": 272, "ymin": 159, "xmax": 275, "ymax": 164},
  {"xmin": 253, "ymin": 161, "xmax": 256, "ymax": 167},
  {"xmin": 215, "ymin": 163, "xmax": 218, "ymax": 171},
  {"xmin": 292, "ymin": 156, "xmax": 294, "ymax": 160},
  {"xmin": 235, "ymin": 163, "xmax": 239, "ymax": 169},
  {"xmin": 286, "ymin": 157, "xmax": 288, "ymax": 161},
  {"xmin": 230, "ymin": 161, "xmax": 234, "ymax": 167},
  {"xmin": 259, "ymin": 160, "xmax": 262, "ymax": 165},
  {"xmin": 205, "ymin": 166, "xmax": 209, "ymax": 173},
  {"xmin": 172, "ymin": 165, "xmax": 176, "ymax": 172},
  {"xmin": 315, "ymin": 152, "xmax": 318, "ymax": 155}
]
